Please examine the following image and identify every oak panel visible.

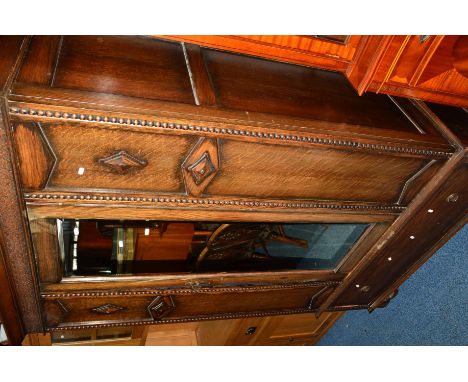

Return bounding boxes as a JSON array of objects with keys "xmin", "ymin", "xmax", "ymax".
[
  {"xmin": 13, "ymin": 122, "xmax": 56, "ymax": 190},
  {"xmin": 42, "ymin": 285, "xmax": 324, "ymax": 329},
  {"xmin": 29, "ymin": 218, "xmax": 62, "ymax": 283},
  {"xmin": 207, "ymin": 140, "xmax": 428, "ymax": 203},
  {"xmin": 0, "ymin": 36, "xmax": 25, "ymax": 91},
  {"xmin": 16, "ymin": 36, "xmax": 62, "ymax": 85},
  {"xmin": 203, "ymin": 48, "xmax": 432, "ymax": 134},
  {"xmin": 39, "ymin": 123, "xmax": 197, "ymax": 193},
  {"xmin": 17, "ymin": 121, "xmax": 431, "ymax": 206},
  {"xmin": 52, "ymin": 36, "xmax": 195, "ymax": 104}
]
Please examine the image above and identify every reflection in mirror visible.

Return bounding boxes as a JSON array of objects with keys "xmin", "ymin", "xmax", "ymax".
[{"xmin": 36, "ymin": 220, "xmax": 369, "ymax": 277}]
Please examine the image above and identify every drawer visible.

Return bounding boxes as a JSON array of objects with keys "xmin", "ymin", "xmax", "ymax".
[
  {"xmin": 264, "ymin": 312, "xmax": 337, "ymax": 338},
  {"xmin": 42, "ymin": 285, "xmax": 326, "ymax": 329},
  {"xmin": 15, "ymin": 121, "xmax": 436, "ymax": 206},
  {"xmin": 257, "ymin": 334, "xmax": 319, "ymax": 346}
]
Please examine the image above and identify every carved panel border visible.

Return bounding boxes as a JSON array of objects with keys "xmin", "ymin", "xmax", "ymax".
[
  {"xmin": 9, "ymin": 106, "xmax": 452, "ymax": 159},
  {"xmin": 41, "ymin": 280, "xmax": 341, "ymax": 299},
  {"xmin": 25, "ymin": 192, "xmax": 405, "ymax": 213},
  {"xmin": 45, "ymin": 308, "xmax": 317, "ymax": 331}
]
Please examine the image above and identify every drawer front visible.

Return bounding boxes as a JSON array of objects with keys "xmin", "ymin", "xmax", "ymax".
[
  {"xmin": 15, "ymin": 121, "xmax": 434, "ymax": 206},
  {"xmin": 42, "ymin": 286, "xmax": 326, "ymax": 329},
  {"xmin": 256, "ymin": 335, "xmax": 319, "ymax": 346}
]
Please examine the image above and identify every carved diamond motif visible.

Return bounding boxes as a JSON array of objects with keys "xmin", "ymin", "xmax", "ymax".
[
  {"xmin": 187, "ymin": 151, "xmax": 216, "ymax": 185},
  {"xmin": 91, "ymin": 303, "xmax": 127, "ymax": 315},
  {"xmin": 182, "ymin": 138, "xmax": 219, "ymax": 197},
  {"xmin": 98, "ymin": 150, "xmax": 147, "ymax": 174},
  {"xmin": 147, "ymin": 296, "xmax": 175, "ymax": 320}
]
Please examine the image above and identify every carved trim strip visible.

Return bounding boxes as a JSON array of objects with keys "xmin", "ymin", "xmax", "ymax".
[
  {"xmin": 396, "ymin": 159, "xmax": 437, "ymax": 205},
  {"xmin": 25, "ymin": 192, "xmax": 406, "ymax": 212},
  {"xmin": 387, "ymin": 95, "xmax": 426, "ymax": 135},
  {"xmin": 308, "ymin": 286, "xmax": 331, "ymax": 309},
  {"xmin": 45, "ymin": 308, "xmax": 316, "ymax": 331},
  {"xmin": 181, "ymin": 42, "xmax": 200, "ymax": 106},
  {"xmin": 325, "ymin": 305, "xmax": 369, "ymax": 312},
  {"xmin": 9, "ymin": 106, "xmax": 452, "ymax": 158},
  {"xmin": 41, "ymin": 280, "xmax": 341, "ymax": 299},
  {"xmin": 37, "ymin": 122, "xmax": 58, "ymax": 189}
]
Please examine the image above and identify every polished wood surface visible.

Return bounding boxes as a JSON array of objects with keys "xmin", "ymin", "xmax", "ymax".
[
  {"xmin": 0, "ymin": 36, "xmax": 466, "ymax": 342},
  {"xmin": 364, "ymin": 36, "xmax": 468, "ymax": 107},
  {"xmin": 24, "ymin": 311, "xmax": 343, "ymax": 346},
  {"xmin": 53, "ymin": 36, "xmax": 195, "ymax": 104},
  {"xmin": 160, "ymin": 35, "xmax": 361, "ymax": 73},
  {"xmin": 41, "ymin": 283, "xmax": 332, "ymax": 329},
  {"xmin": 28, "ymin": 218, "xmax": 62, "ymax": 283},
  {"xmin": 13, "ymin": 119, "xmax": 440, "ymax": 205},
  {"xmin": 0, "ymin": 37, "xmax": 43, "ymax": 345},
  {"xmin": 161, "ymin": 35, "xmax": 468, "ymax": 107}
]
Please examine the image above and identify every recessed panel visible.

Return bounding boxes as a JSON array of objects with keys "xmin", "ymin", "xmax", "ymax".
[
  {"xmin": 207, "ymin": 140, "xmax": 428, "ymax": 204},
  {"xmin": 39, "ymin": 123, "xmax": 197, "ymax": 193},
  {"xmin": 52, "ymin": 36, "xmax": 195, "ymax": 104},
  {"xmin": 203, "ymin": 48, "xmax": 433, "ymax": 133}
]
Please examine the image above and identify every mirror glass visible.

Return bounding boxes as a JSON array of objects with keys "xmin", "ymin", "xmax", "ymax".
[{"xmin": 33, "ymin": 219, "xmax": 368, "ymax": 276}]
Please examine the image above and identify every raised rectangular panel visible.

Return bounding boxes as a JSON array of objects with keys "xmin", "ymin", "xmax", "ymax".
[
  {"xmin": 206, "ymin": 139, "xmax": 430, "ymax": 204},
  {"xmin": 32, "ymin": 123, "xmax": 198, "ymax": 193},
  {"xmin": 41, "ymin": 285, "xmax": 326, "ymax": 329}
]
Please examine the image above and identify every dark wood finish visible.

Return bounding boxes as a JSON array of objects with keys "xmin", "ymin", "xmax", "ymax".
[
  {"xmin": 426, "ymin": 102, "xmax": 468, "ymax": 145},
  {"xmin": 332, "ymin": 160, "xmax": 467, "ymax": 308},
  {"xmin": 0, "ymin": 36, "xmax": 25, "ymax": 92},
  {"xmin": 26, "ymin": 203, "xmax": 397, "ymax": 225},
  {"xmin": 98, "ymin": 150, "xmax": 147, "ymax": 174},
  {"xmin": 25, "ymin": 311, "xmax": 342, "ymax": 346},
  {"xmin": 28, "ymin": 218, "xmax": 62, "ymax": 283},
  {"xmin": 0, "ymin": 37, "xmax": 43, "ymax": 342},
  {"xmin": 10, "ymin": 118, "xmax": 446, "ymax": 206},
  {"xmin": 50, "ymin": 36, "xmax": 195, "ymax": 104},
  {"xmin": 182, "ymin": 137, "xmax": 219, "ymax": 196},
  {"xmin": 0, "ymin": 36, "xmax": 466, "ymax": 339},
  {"xmin": 8, "ymin": 85, "xmax": 451, "ymax": 153},
  {"xmin": 203, "ymin": 48, "xmax": 435, "ymax": 133},
  {"xmin": 41, "ymin": 283, "xmax": 332, "ymax": 330},
  {"xmin": 16, "ymin": 36, "xmax": 62, "ymax": 85},
  {"xmin": 148, "ymin": 296, "xmax": 176, "ymax": 320},
  {"xmin": 13, "ymin": 122, "xmax": 56, "ymax": 190},
  {"xmin": 0, "ymin": 108, "xmax": 43, "ymax": 337},
  {"xmin": 336, "ymin": 222, "xmax": 391, "ymax": 272},
  {"xmin": 0, "ymin": 234, "xmax": 25, "ymax": 345},
  {"xmin": 16, "ymin": 121, "xmax": 197, "ymax": 193},
  {"xmin": 183, "ymin": 43, "xmax": 218, "ymax": 106},
  {"xmin": 319, "ymin": 103, "xmax": 468, "ymax": 312}
]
